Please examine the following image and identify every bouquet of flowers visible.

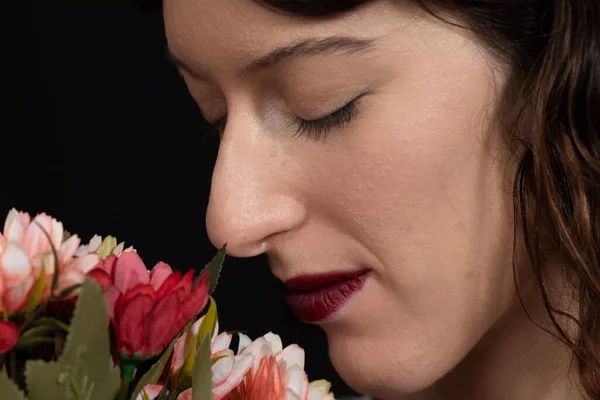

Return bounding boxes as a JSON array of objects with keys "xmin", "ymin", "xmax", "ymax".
[{"xmin": 0, "ymin": 208, "xmax": 335, "ymax": 400}]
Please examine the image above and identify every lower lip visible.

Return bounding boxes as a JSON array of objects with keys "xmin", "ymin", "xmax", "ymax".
[{"xmin": 285, "ymin": 271, "xmax": 370, "ymax": 323}]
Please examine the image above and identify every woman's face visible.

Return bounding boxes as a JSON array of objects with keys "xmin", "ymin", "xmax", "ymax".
[{"xmin": 164, "ymin": 0, "xmax": 516, "ymax": 397}]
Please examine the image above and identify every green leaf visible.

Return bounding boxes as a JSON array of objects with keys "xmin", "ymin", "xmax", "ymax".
[
  {"xmin": 31, "ymin": 317, "xmax": 70, "ymax": 333},
  {"xmin": 24, "ymin": 279, "xmax": 121, "ymax": 400},
  {"xmin": 0, "ymin": 368, "xmax": 28, "ymax": 400},
  {"xmin": 130, "ymin": 336, "xmax": 177, "ymax": 400},
  {"xmin": 20, "ymin": 325, "xmax": 63, "ymax": 340},
  {"xmin": 15, "ymin": 337, "xmax": 56, "ymax": 351},
  {"xmin": 196, "ymin": 297, "xmax": 217, "ymax": 346},
  {"xmin": 199, "ymin": 245, "xmax": 226, "ymax": 294},
  {"xmin": 179, "ymin": 325, "xmax": 197, "ymax": 389},
  {"xmin": 25, "ymin": 265, "xmax": 46, "ymax": 316},
  {"xmin": 191, "ymin": 334, "xmax": 213, "ymax": 400},
  {"xmin": 96, "ymin": 236, "xmax": 117, "ymax": 260},
  {"xmin": 156, "ymin": 386, "xmax": 171, "ymax": 400},
  {"xmin": 21, "ymin": 317, "xmax": 70, "ymax": 342}
]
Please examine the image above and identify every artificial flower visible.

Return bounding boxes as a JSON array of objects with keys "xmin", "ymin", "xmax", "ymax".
[
  {"xmin": 138, "ymin": 315, "xmax": 255, "ymax": 400},
  {"xmin": 0, "ymin": 320, "xmax": 20, "ymax": 353},
  {"xmin": 75, "ymin": 234, "xmax": 136, "ymax": 260},
  {"xmin": 75, "ymin": 234, "xmax": 136, "ymax": 290},
  {"xmin": 138, "ymin": 385, "xmax": 191, "ymax": 400},
  {"xmin": 225, "ymin": 332, "xmax": 335, "ymax": 400},
  {"xmin": 97, "ymin": 251, "xmax": 210, "ymax": 360},
  {"xmin": 0, "ymin": 209, "xmax": 98, "ymax": 314}
]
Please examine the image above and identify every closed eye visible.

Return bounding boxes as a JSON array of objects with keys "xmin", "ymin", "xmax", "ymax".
[
  {"xmin": 289, "ymin": 93, "xmax": 367, "ymax": 142},
  {"xmin": 209, "ymin": 92, "xmax": 367, "ymax": 141}
]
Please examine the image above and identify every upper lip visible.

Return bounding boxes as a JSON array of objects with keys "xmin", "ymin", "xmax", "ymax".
[{"xmin": 283, "ymin": 269, "xmax": 370, "ymax": 293}]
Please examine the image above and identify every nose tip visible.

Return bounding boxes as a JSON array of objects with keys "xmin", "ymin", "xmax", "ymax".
[{"xmin": 206, "ymin": 191, "xmax": 305, "ymax": 258}]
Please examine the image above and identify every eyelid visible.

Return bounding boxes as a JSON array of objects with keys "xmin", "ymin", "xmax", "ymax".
[
  {"xmin": 209, "ymin": 92, "xmax": 367, "ymax": 140},
  {"xmin": 290, "ymin": 92, "xmax": 367, "ymax": 141}
]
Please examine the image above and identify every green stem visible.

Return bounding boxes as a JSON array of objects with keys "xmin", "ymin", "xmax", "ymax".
[
  {"xmin": 9, "ymin": 350, "xmax": 16, "ymax": 380},
  {"xmin": 117, "ymin": 361, "xmax": 136, "ymax": 400},
  {"xmin": 118, "ymin": 378, "xmax": 131, "ymax": 400},
  {"xmin": 120, "ymin": 361, "xmax": 137, "ymax": 381}
]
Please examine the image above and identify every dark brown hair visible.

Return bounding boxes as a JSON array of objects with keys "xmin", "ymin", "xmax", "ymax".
[{"xmin": 252, "ymin": 0, "xmax": 600, "ymax": 397}]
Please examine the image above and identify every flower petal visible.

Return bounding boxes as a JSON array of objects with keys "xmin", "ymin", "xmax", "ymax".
[
  {"xmin": 307, "ymin": 380, "xmax": 333, "ymax": 400},
  {"xmin": 142, "ymin": 291, "xmax": 180, "ymax": 356},
  {"xmin": 66, "ymin": 254, "xmax": 100, "ymax": 275},
  {"xmin": 3, "ymin": 276, "xmax": 35, "ymax": 314},
  {"xmin": 212, "ymin": 354, "xmax": 254, "ymax": 399},
  {"xmin": 105, "ymin": 286, "xmax": 121, "ymax": 319},
  {"xmin": 113, "ymin": 242, "xmax": 125, "ymax": 256},
  {"xmin": 86, "ymin": 268, "xmax": 112, "ymax": 289},
  {"xmin": 284, "ymin": 365, "xmax": 309, "ymax": 399},
  {"xmin": 263, "ymin": 332, "xmax": 283, "ymax": 354},
  {"xmin": 57, "ymin": 269, "xmax": 85, "ymax": 295},
  {"xmin": 60, "ymin": 234, "xmax": 81, "ymax": 262},
  {"xmin": 88, "ymin": 235, "xmax": 102, "ymax": 252},
  {"xmin": 177, "ymin": 388, "xmax": 193, "ymax": 400},
  {"xmin": 285, "ymin": 390, "xmax": 302, "ymax": 400},
  {"xmin": 237, "ymin": 333, "xmax": 252, "ymax": 354},
  {"xmin": 0, "ymin": 243, "xmax": 33, "ymax": 286},
  {"xmin": 3, "ymin": 209, "xmax": 29, "ymax": 242},
  {"xmin": 149, "ymin": 262, "xmax": 173, "ymax": 291},
  {"xmin": 0, "ymin": 320, "xmax": 20, "ymax": 353},
  {"xmin": 171, "ymin": 327, "xmax": 189, "ymax": 375},
  {"xmin": 49, "ymin": 217, "xmax": 64, "ymax": 251},
  {"xmin": 155, "ymin": 270, "xmax": 181, "ymax": 299},
  {"xmin": 117, "ymin": 291, "xmax": 155, "ymax": 357},
  {"xmin": 114, "ymin": 252, "xmax": 150, "ymax": 292},
  {"xmin": 173, "ymin": 274, "xmax": 210, "ymax": 335},
  {"xmin": 240, "ymin": 337, "xmax": 274, "ymax": 371},
  {"xmin": 211, "ymin": 354, "xmax": 235, "ymax": 386},
  {"xmin": 276, "ymin": 344, "xmax": 305, "ymax": 371},
  {"xmin": 100, "ymin": 254, "xmax": 118, "ymax": 278},
  {"xmin": 212, "ymin": 332, "xmax": 232, "ymax": 354}
]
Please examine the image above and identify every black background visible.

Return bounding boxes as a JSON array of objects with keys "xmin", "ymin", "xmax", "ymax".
[{"xmin": 4, "ymin": 0, "xmax": 354, "ymax": 396}]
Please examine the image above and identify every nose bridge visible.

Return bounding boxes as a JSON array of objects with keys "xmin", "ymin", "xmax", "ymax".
[{"xmin": 205, "ymin": 116, "xmax": 305, "ymax": 257}]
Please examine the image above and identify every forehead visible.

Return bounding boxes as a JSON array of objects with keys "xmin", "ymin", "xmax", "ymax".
[{"xmin": 163, "ymin": 0, "xmax": 414, "ymax": 78}]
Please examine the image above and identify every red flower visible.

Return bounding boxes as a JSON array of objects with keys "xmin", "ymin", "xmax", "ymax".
[
  {"xmin": 0, "ymin": 320, "xmax": 20, "ymax": 354},
  {"xmin": 90, "ymin": 252, "xmax": 210, "ymax": 359}
]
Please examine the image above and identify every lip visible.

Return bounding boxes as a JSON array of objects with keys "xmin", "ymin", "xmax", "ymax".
[{"xmin": 284, "ymin": 269, "xmax": 370, "ymax": 323}]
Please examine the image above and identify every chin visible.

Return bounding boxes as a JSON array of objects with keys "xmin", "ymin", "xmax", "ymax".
[{"xmin": 324, "ymin": 328, "xmax": 456, "ymax": 399}]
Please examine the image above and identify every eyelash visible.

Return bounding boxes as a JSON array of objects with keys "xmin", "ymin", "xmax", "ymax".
[
  {"xmin": 211, "ymin": 94, "xmax": 364, "ymax": 141},
  {"xmin": 289, "ymin": 95, "xmax": 364, "ymax": 142}
]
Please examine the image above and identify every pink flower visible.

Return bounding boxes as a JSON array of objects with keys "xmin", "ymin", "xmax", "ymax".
[
  {"xmin": 71, "ymin": 235, "xmax": 136, "ymax": 292},
  {"xmin": 140, "ymin": 328, "xmax": 334, "ymax": 400},
  {"xmin": 138, "ymin": 315, "xmax": 255, "ymax": 400},
  {"xmin": 0, "ymin": 209, "xmax": 98, "ymax": 314},
  {"xmin": 93, "ymin": 251, "xmax": 210, "ymax": 359},
  {"xmin": 224, "ymin": 333, "xmax": 335, "ymax": 400}
]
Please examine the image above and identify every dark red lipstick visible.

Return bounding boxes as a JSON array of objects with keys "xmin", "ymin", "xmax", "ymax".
[{"xmin": 284, "ymin": 269, "xmax": 370, "ymax": 323}]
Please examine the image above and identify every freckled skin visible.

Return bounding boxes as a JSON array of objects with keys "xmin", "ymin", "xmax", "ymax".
[{"xmin": 163, "ymin": 1, "xmax": 578, "ymax": 399}]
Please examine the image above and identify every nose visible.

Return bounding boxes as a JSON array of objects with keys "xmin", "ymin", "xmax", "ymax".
[{"xmin": 205, "ymin": 117, "xmax": 307, "ymax": 258}]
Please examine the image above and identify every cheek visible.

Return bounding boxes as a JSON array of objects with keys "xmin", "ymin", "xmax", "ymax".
[
  {"xmin": 310, "ymin": 70, "xmax": 511, "ymax": 258},
  {"xmin": 303, "ymin": 64, "xmax": 517, "ymax": 392}
]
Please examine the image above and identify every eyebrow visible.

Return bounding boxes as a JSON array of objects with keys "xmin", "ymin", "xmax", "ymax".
[{"xmin": 167, "ymin": 36, "xmax": 377, "ymax": 80}]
